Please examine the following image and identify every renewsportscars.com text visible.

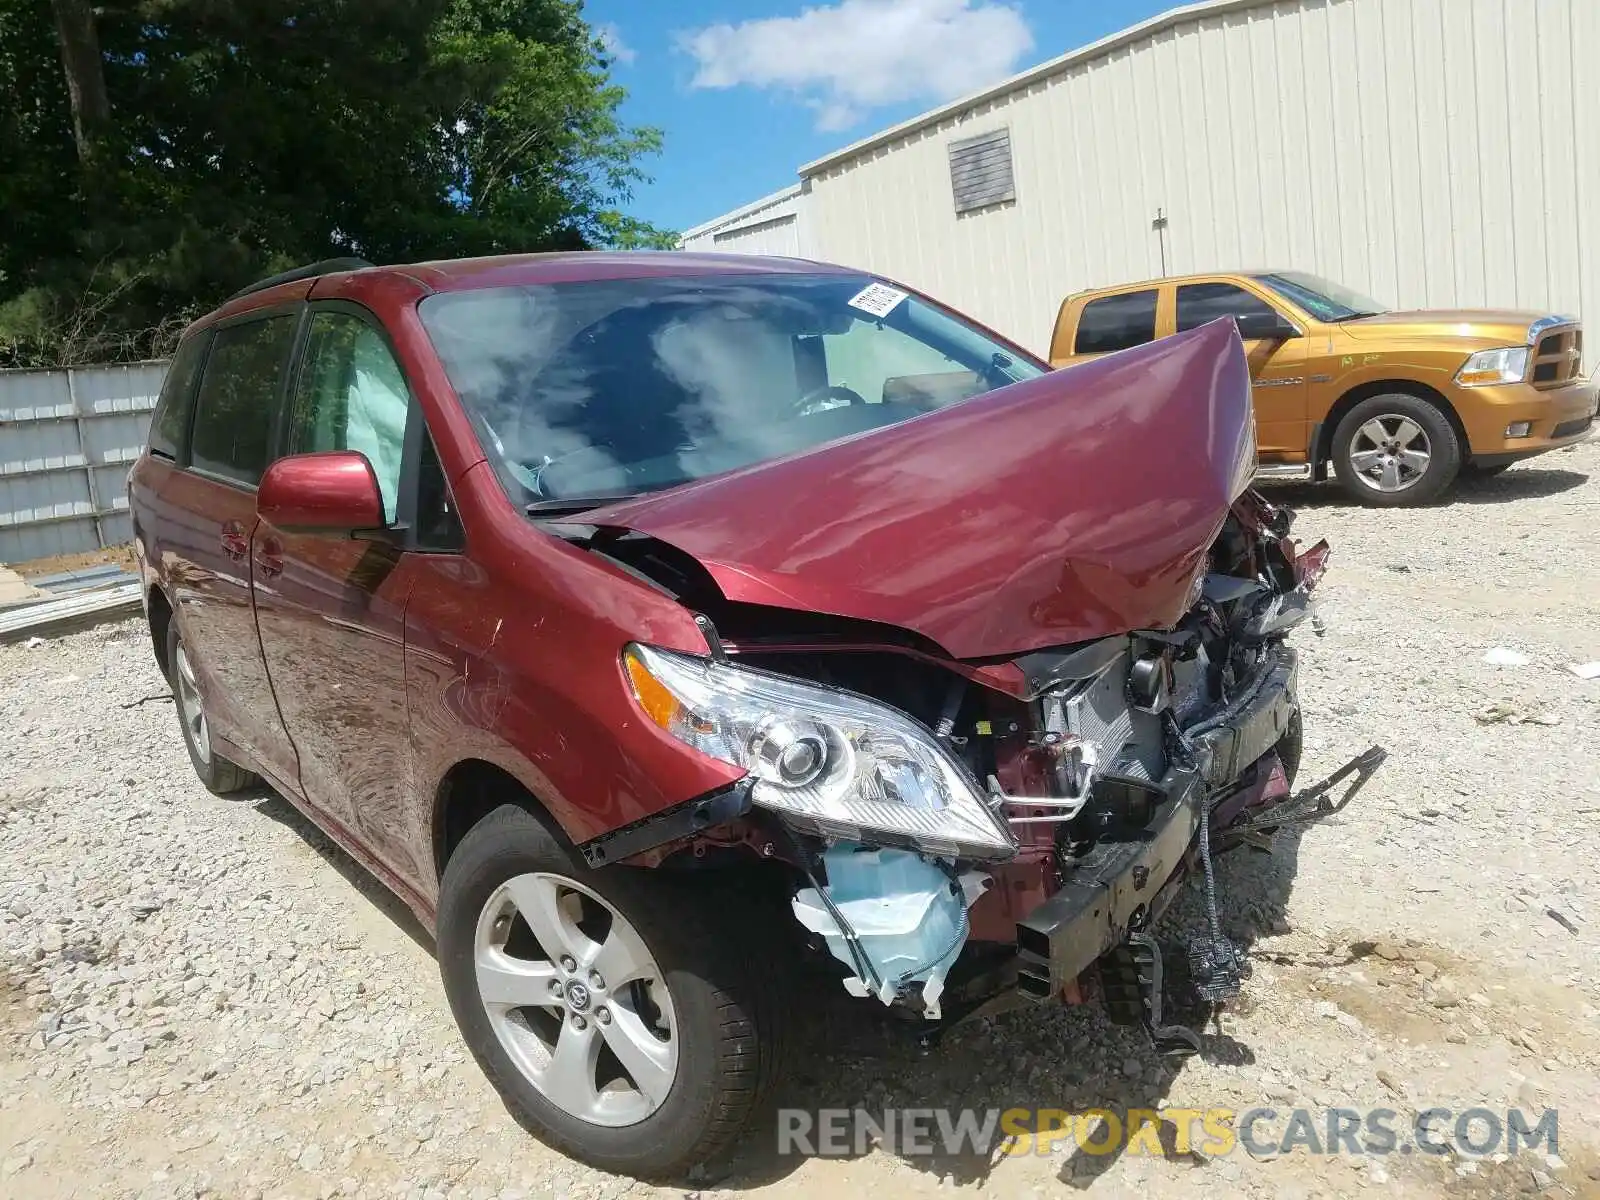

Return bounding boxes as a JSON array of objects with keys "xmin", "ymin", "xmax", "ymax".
[{"xmin": 777, "ymin": 1106, "xmax": 1559, "ymax": 1159}]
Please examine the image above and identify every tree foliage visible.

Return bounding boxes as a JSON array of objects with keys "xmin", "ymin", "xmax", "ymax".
[{"xmin": 0, "ymin": 0, "xmax": 673, "ymax": 367}]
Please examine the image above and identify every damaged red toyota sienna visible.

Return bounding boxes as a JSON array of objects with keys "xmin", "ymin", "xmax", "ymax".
[{"xmin": 129, "ymin": 252, "xmax": 1384, "ymax": 1177}]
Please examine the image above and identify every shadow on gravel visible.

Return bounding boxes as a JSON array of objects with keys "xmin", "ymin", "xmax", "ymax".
[
  {"xmin": 249, "ymin": 788, "xmax": 434, "ymax": 953},
  {"xmin": 722, "ymin": 822, "xmax": 1314, "ymax": 1191},
  {"xmin": 1259, "ymin": 462, "xmax": 1588, "ymax": 510},
  {"xmin": 1443, "ymin": 466, "xmax": 1590, "ymax": 504}
]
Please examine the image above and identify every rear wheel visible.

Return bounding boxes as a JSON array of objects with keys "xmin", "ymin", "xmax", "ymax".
[
  {"xmin": 437, "ymin": 804, "xmax": 786, "ymax": 1179},
  {"xmin": 165, "ymin": 621, "xmax": 256, "ymax": 795},
  {"xmin": 1331, "ymin": 393, "xmax": 1460, "ymax": 506}
]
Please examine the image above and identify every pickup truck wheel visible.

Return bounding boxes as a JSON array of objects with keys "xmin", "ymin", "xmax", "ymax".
[
  {"xmin": 165, "ymin": 622, "xmax": 256, "ymax": 795},
  {"xmin": 1330, "ymin": 394, "xmax": 1460, "ymax": 506},
  {"xmin": 437, "ymin": 804, "xmax": 784, "ymax": 1179}
]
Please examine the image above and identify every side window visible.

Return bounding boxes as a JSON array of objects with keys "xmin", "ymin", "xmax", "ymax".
[
  {"xmin": 290, "ymin": 312, "xmax": 411, "ymax": 523},
  {"xmin": 1074, "ymin": 290, "xmax": 1159, "ymax": 354},
  {"xmin": 809, "ymin": 319, "xmax": 981, "ymax": 408},
  {"xmin": 147, "ymin": 331, "xmax": 210, "ymax": 461},
  {"xmin": 1176, "ymin": 282, "xmax": 1281, "ymax": 333},
  {"xmin": 415, "ymin": 432, "xmax": 465, "ymax": 551},
  {"xmin": 190, "ymin": 315, "xmax": 298, "ymax": 485}
]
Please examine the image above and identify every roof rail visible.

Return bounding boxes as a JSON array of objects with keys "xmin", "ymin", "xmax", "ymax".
[{"xmin": 226, "ymin": 257, "xmax": 375, "ymax": 303}]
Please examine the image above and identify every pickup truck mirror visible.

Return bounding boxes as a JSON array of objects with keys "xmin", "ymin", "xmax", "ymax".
[
  {"xmin": 258, "ymin": 450, "xmax": 385, "ymax": 536},
  {"xmin": 1234, "ymin": 310, "xmax": 1301, "ymax": 341}
]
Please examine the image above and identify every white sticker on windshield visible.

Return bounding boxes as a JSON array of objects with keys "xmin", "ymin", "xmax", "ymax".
[{"xmin": 847, "ymin": 282, "xmax": 908, "ymax": 319}]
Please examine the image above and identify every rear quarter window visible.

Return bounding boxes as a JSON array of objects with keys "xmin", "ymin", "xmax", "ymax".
[
  {"xmin": 189, "ymin": 315, "xmax": 299, "ymax": 485},
  {"xmin": 1074, "ymin": 290, "xmax": 1159, "ymax": 355},
  {"xmin": 146, "ymin": 332, "xmax": 210, "ymax": 461}
]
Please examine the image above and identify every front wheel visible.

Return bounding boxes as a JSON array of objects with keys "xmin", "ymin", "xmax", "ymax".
[
  {"xmin": 436, "ymin": 804, "xmax": 785, "ymax": 1179},
  {"xmin": 1330, "ymin": 393, "xmax": 1461, "ymax": 506}
]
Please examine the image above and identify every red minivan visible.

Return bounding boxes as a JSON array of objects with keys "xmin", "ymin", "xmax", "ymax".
[{"xmin": 129, "ymin": 253, "xmax": 1378, "ymax": 1177}]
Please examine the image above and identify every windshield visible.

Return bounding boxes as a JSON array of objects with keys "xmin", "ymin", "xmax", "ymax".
[
  {"xmin": 1253, "ymin": 271, "xmax": 1390, "ymax": 322},
  {"xmin": 418, "ymin": 272, "xmax": 1045, "ymax": 506}
]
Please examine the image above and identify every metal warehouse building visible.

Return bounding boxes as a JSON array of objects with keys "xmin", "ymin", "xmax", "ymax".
[{"xmin": 681, "ymin": 0, "xmax": 1599, "ymax": 357}]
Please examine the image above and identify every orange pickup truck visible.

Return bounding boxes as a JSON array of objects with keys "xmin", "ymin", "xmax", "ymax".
[{"xmin": 1049, "ymin": 271, "xmax": 1597, "ymax": 505}]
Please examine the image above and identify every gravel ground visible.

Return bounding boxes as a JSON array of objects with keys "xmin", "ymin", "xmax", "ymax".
[{"xmin": 3, "ymin": 438, "xmax": 1599, "ymax": 1200}]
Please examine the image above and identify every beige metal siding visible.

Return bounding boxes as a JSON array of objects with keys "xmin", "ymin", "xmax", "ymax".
[
  {"xmin": 679, "ymin": 186, "xmax": 809, "ymax": 257},
  {"xmin": 710, "ymin": 214, "xmax": 803, "ymax": 257},
  {"xmin": 801, "ymin": 0, "xmax": 1600, "ymax": 356}
]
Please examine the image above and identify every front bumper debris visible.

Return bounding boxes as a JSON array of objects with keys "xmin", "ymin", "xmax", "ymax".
[
  {"xmin": 1216, "ymin": 743, "xmax": 1388, "ymax": 852},
  {"xmin": 1013, "ymin": 646, "xmax": 1385, "ymax": 1009},
  {"xmin": 1015, "ymin": 769, "xmax": 1201, "ymax": 1002},
  {"xmin": 1188, "ymin": 648, "xmax": 1300, "ymax": 786}
]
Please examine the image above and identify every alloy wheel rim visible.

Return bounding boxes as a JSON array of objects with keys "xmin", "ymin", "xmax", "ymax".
[
  {"xmin": 473, "ymin": 872, "xmax": 678, "ymax": 1127},
  {"xmin": 174, "ymin": 644, "xmax": 211, "ymax": 764},
  {"xmin": 1349, "ymin": 415, "xmax": 1432, "ymax": 493}
]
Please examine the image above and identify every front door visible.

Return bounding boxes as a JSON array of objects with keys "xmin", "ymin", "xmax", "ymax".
[
  {"xmin": 1175, "ymin": 281, "xmax": 1310, "ymax": 460},
  {"xmin": 252, "ymin": 305, "xmax": 419, "ymax": 848}
]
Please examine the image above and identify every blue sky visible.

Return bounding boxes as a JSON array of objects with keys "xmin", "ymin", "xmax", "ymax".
[{"xmin": 589, "ymin": 0, "xmax": 1178, "ymax": 235}]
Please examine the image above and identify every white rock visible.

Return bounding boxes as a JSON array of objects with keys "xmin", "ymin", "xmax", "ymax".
[{"xmin": 1482, "ymin": 646, "xmax": 1531, "ymax": 666}]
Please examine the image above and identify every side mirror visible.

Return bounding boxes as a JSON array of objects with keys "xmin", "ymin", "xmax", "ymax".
[
  {"xmin": 258, "ymin": 451, "xmax": 384, "ymax": 535},
  {"xmin": 1235, "ymin": 310, "xmax": 1300, "ymax": 341}
]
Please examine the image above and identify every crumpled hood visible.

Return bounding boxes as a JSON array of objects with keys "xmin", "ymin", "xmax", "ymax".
[{"xmin": 587, "ymin": 318, "xmax": 1255, "ymax": 660}]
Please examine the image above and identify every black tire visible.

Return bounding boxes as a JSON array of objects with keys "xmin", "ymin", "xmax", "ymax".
[
  {"xmin": 437, "ymin": 804, "xmax": 787, "ymax": 1179},
  {"xmin": 164, "ymin": 620, "xmax": 256, "ymax": 795},
  {"xmin": 1462, "ymin": 462, "xmax": 1512, "ymax": 479},
  {"xmin": 1330, "ymin": 392, "xmax": 1461, "ymax": 506}
]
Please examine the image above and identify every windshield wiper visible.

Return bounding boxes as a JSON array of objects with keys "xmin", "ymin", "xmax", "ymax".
[
  {"xmin": 525, "ymin": 492, "xmax": 640, "ymax": 517},
  {"xmin": 1340, "ymin": 311, "xmax": 1384, "ymax": 321}
]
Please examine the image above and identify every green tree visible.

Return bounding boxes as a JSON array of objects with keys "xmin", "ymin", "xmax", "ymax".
[{"xmin": 0, "ymin": 0, "xmax": 675, "ymax": 367}]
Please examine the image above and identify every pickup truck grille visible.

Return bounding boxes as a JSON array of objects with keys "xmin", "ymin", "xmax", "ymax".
[{"xmin": 1531, "ymin": 326, "xmax": 1583, "ymax": 387}]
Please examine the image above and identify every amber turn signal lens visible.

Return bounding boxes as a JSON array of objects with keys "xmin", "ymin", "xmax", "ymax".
[{"xmin": 624, "ymin": 648, "xmax": 683, "ymax": 730}]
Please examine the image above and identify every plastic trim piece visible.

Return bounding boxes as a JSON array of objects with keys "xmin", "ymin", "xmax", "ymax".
[{"xmin": 577, "ymin": 779, "xmax": 754, "ymax": 866}]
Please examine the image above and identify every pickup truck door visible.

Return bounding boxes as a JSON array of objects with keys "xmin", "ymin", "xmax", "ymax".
[{"xmin": 1174, "ymin": 281, "xmax": 1309, "ymax": 460}]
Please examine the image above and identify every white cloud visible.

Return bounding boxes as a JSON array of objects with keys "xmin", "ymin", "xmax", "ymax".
[
  {"xmin": 597, "ymin": 22, "xmax": 637, "ymax": 66},
  {"xmin": 679, "ymin": 0, "xmax": 1033, "ymax": 131}
]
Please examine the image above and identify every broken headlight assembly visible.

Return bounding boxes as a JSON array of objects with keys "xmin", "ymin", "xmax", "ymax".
[{"xmin": 622, "ymin": 644, "xmax": 1016, "ymax": 860}]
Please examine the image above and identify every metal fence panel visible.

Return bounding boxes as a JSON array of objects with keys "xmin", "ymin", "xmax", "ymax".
[{"xmin": 0, "ymin": 360, "xmax": 166, "ymax": 564}]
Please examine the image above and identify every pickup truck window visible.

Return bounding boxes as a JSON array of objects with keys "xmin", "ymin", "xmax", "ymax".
[
  {"xmin": 1254, "ymin": 272, "xmax": 1388, "ymax": 322},
  {"xmin": 1176, "ymin": 283, "xmax": 1280, "ymax": 332},
  {"xmin": 1075, "ymin": 289, "xmax": 1158, "ymax": 354}
]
